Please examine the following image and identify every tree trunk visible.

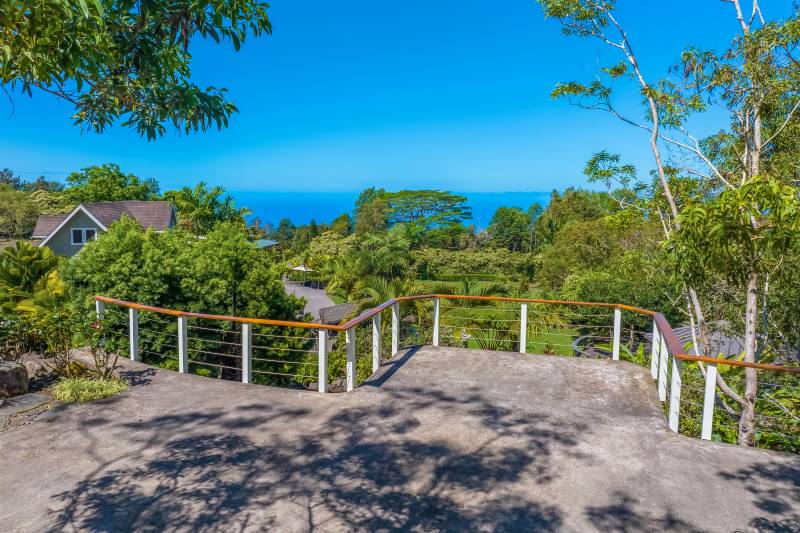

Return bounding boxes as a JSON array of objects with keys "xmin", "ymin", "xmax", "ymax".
[{"xmin": 739, "ymin": 271, "xmax": 759, "ymax": 446}]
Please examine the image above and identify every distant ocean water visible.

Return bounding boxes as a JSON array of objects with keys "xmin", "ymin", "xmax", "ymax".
[{"xmin": 230, "ymin": 191, "xmax": 551, "ymax": 231}]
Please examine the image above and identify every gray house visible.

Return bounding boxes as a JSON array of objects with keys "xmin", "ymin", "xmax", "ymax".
[{"xmin": 33, "ymin": 201, "xmax": 176, "ymax": 257}]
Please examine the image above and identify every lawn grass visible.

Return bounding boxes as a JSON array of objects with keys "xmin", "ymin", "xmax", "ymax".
[
  {"xmin": 439, "ymin": 325, "xmax": 579, "ymax": 356},
  {"xmin": 328, "ymin": 293, "xmax": 346, "ymax": 305},
  {"xmin": 52, "ymin": 377, "xmax": 128, "ymax": 403},
  {"xmin": 526, "ymin": 327, "xmax": 578, "ymax": 356}
]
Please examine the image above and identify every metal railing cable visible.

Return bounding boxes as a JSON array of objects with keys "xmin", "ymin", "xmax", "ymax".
[{"xmin": 93, "ymin": 293, "xmax": 799, "ymax": 451}]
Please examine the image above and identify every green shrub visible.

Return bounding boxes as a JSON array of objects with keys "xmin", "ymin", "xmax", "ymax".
[
  {"xmin": 52, "ymin": 377, "xmax": 128, "ymax": 403},
  {"xmin": 193, "ymin": 366, "xmax": 218, "ymax": 378},
  {"xmin": 157, "ymin": 358, "xmax": 179, "ymax": 371}
]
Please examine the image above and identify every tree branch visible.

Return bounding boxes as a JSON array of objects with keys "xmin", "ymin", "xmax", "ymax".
[
  {"xmin": 760, "ymin": 98, "xmax": 800, "ymax": 149},
  {"xmin": 31, "ymin": 82, "xmax": 78, "ymax": 105}
]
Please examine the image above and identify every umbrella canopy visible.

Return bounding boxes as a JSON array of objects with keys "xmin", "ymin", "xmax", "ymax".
[{"xmin": 291, "ymin": 265, "xmax": 314, "ymax": 272}]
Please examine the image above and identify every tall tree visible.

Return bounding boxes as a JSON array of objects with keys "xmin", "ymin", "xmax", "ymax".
[
  {"xmin": 385, "ymin": 190, "xmax": 471, "ymax": 231},
  {"xmin": 24, "ymin": 176, "xmax": 64, "ymax": 192},
  {"xmin": 0, "ymin": 185, "xmax": 39, "ymax": 238},
  {"xmin": 537, "ymin": 0, "xmax": 800, "ymax": 445},
  {"xmin": 66, "ymin": 164, "xmax": 160, "ymax": 203},
  {"xmin": 273, "ymin": 219, "xmax": 296, "ymax": 243},
  {"xmin": 354, "ymin": 187, "xmax": 389, "ymax": 235},
  {"xmin": 330, "ymin": 213, "xmax": 353, "ymax": 235},
  {"xmin": 1, "ymin": 0, "xmax": 272, "ymax": 140},
  {"xmin": 0, "ymin": 168, "xmax": 22, "ymax": 189},
  {"xmin": 488, "ymin": 207, "xmax": 531, "ymax": 251}
]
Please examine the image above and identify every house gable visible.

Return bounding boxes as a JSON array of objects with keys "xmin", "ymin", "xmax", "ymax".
[
  {"xmin": 36, "ymin": 201, "xmax": 175, "ymax": 257},
  {"xmin": 38, "ymin": 207, "xmax": 107, "ymax": 257}
]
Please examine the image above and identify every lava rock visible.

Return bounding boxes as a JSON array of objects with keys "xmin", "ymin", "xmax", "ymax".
[{"xmin": 0, "ymin": 361, "xmax": 29, "ymax": 397}]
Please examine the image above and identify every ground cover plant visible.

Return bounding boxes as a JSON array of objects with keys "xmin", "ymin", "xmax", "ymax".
[{"xmin": 52, "ymin": 377, "xmax": 128, "ymax": 403}]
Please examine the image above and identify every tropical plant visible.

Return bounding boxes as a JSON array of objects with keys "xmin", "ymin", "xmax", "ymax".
[
  {"xmin": 164, "ymin": 182, "xmax": 250, "ymax": 235},
  {"xmin": 326, "ymin": 254, "xmax": 367, "ymax": 301},
  {"xmin": 17, "ymin": 271, "xmax": 78, "ymax": 376},
  {"xmin": 0, "ymin": 241, "xmax": 60, "ymax": 302},
  {"xmin": 357, "ymin": 276, "xmax": 425, "ymax": 311}
]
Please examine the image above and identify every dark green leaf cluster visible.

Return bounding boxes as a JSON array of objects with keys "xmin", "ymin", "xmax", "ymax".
[
  {"xmin": 66, "ymin": 163, "xmax": 160, "ymax": 203},
  {"xmin": 672, "ymin": 177, "xmax": 800, "ymax": 287},
  {"xmin": 0, "ymin": 0, "xmax": 272, "ymax": 139}
]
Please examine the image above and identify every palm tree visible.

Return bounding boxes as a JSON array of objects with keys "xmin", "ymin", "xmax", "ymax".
[
  {"xmin": 356, "ymin": 230, "xmax": 411, "ymax": 278},
  {"xmin": 326, "ymin": 255, "xmax": 367, "ymax": 301},
  {"xmin": 352, "ymin": 275, "xmax": 427, "ymax": 351},
  {"xmin": 431, "ymin": 278, "xmax": 514, "ymax": 350},
  {"xmin": 431, "ymin": 278, "xmax": 565, "ymax": 352},
  {"xmin": 357, "ymin": 276, "xmax": 425, "ymax": 311},
  {"xmin": 164, "ymin": 182, "xmax": 250, "ymax": 235}
]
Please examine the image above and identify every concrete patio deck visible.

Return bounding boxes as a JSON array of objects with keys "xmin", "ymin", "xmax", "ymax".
[{"xmin": 1, "ymin": 346, "xmax": 798, "ymax": 532}]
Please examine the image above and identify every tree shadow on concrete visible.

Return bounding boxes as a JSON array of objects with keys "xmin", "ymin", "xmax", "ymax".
[
  {"xmin": 584, "ymin": 491, "xmax": 704, "ymax": 533},
  {"xmin": 48, "ymin": 382, "xmax": 585, "ymax": 532},
  {"xmin": 117, "ymin": 367, "xmax": 157, "ymax": 387},
  {"xmin": 718, "ymin": 461, "xmax": 800, "ymax": 532}
]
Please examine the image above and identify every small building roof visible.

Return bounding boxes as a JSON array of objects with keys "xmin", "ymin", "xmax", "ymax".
[
  {"xmin": 255, "ymin": 239, "xmax": 279, "ymax": 248},
  {"xmin": 318, "ymin": 302, "xmax": 359, "ymax": 325}
]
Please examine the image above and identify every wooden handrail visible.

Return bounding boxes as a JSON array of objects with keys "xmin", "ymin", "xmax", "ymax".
[
  {"xmin": 432, "ymin": 294, "xmax": 618, "ymax": 308},
  {"xmin": 94, "ymin": 294, "xmax": 800, "ymax": 375},
  {"xmin": 94, "ymin": 295, "xmax": 342, "ymax": 331},
  {"xmin": 673, "ymin": 353, "xmax": 800, "ymax": 373}
]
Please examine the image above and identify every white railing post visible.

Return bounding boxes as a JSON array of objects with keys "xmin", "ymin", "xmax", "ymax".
[
  {"xmin": 391, "ymin": 302, "xmax": 400, "ymax": 355},
  {"xmin": 701, "ymin": 363, "xmax": 717, "ymax": 440},
  {"xmin": 128, "ymin": 308, "xmax": 139, "ymax": 362},
  {"xmin": 519, "ymin": 303, "xmax": 528, "ymax": 354},
  {"xmin": 178, "ymin": 315, "xmax": 188, "ymax": 373},
  {"xmin": 95, "ymin": 300, "xmax": 105, "ymax": 321},
  {"xmin": 318, "ymin": 329, "xmax": 328, "ymax": 393},
  {"xmin": 372, "ymin": 314, "xmax": 381, "ymax": 373},
  {"xmin": 668, "ymin": 356, "xmax": 682, "ymax": 432},
  {"xmin": 241, "ymin": 322, "xmax": 252, "ymax": 384},
  {"xmin": 345, "ymin": 327, "xmax": 356, "ymax": 392},
  {"xmin": 650, "ymin": 320, "xmax": 660, "ymax": 380},
  {"xmin": 432, "ymin": 297, "xmax": 440, "ymax": 347},
  {"xmin": 612, "ymin": 307, "xmax": 622, "ymax": 361},
  {"xmin": 658, "ymin": 336, "xmax": 669, "ymax": 402}
]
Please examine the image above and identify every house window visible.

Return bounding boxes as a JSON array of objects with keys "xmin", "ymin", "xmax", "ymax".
[{"xmin": 71, "ymin": 228, "xmax": 98, "ymax": 245}]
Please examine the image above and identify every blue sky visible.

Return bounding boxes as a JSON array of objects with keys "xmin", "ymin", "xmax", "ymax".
[{"xmin": 1, "ymin": 1, "xmax": 792, "ymax": 192}]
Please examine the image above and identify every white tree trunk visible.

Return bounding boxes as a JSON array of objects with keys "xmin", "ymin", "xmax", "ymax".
[{"xmin": 739, "ymin": 271, "xmax": 759, "ymax": 446}]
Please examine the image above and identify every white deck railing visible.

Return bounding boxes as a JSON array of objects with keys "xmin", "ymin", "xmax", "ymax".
[{"xmin": 94, "ymin": 294, "xmax": 799, "ymax": 449}]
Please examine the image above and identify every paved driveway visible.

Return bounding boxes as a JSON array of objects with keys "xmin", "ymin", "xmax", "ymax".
[
  {"xmin": 1, "ymin": 347, "xmax": 798, "ymax": 531},
  {"xmin": 283, "ymin": 280, "xmax": 335, "ymax": 320}
]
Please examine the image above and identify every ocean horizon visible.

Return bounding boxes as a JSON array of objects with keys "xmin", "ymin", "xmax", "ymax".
[{"xmin": 230, "ymin": 191, "xmax": 552, "ymax": 230}]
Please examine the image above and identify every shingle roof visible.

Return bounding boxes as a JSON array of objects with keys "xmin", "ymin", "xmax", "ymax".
[
  {"xmin": 82, "ymin": 201, "xmax": 174, "ymax": 230},
  {"xmin": 33, "ymin": 201, "xmax": 174, "ymax": 240},
  {"xmin": 32, "ymin": 215, "xmax": 68, "ymax": 238},
  {"xmin": 318, "ymin": 302, "xmax": 360, "ymax": 325}
]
